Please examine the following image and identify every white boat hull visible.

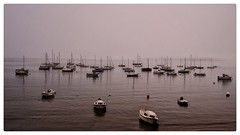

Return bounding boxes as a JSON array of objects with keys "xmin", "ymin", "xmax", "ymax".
[
  {"xmin": 41, "ymin": 89, "xmax": 56, "ymax": 98},
  {"xmin": 139, "ymin": 114, "xmax": 157, "ymax": 124},
  {"xmin": 139, "ymin": 109, "xmax": 158, "ymax": 125},
  {"xmin": 93, "ymin": 99, "xmax": 106, "ymax": 109}
]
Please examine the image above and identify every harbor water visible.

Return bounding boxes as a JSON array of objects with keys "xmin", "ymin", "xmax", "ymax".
[{"xmin": 4, "ymin": 58, "xmax": 236, "ymax": 131}]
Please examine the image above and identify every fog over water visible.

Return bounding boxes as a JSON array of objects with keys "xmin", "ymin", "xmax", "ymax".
[{"xmin": 4, "ymin": 4, "xmax": 235, "ymax": 60}]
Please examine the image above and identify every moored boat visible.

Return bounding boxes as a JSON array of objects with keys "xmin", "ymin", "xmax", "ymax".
[
  {"xmin": 141, "ymin": 58, "xmax": 152, "ymax": 72},
  {"xmin": 42, "ymin": 89, "xmax": 56, "ymax": 98},
  {"xmin": 39, "ymin": 52, "xmax": 51, "ymax": 70},
  {"xmin": 167, "ymin": 71, "xmax": 177, "ymax": 76},
  {"xmin": 62, "ymin": 66, "xmax": 73, "ymax": 72},
  {"xmin": 178, "ymin": 69, "xmax": 189, "ymax": 74},
  {"xmin": 218, "ymin": 74, "xmax": 232, "ymax": 80},
  {"xmin": 127, "ymin": 73, "xmax": 139, "ymax": 77},
  {"xmin": 139, "ymin": 109, "xmax": 158, "ymax": 125},
  {"xmin": 87, "ymin": 72, "xmax": 99, "ymax": 77},
  {"xmin": 194, "ymin": 72, "xmax": 206, "ymax": 76},
  {"xmin": 153, "ymin": 69, "xmax": 164, "ymax": 75},
  {"xmin": 15, "ymin": 56, "xmax": 29, "ymax": 75},
  {"xmin": 118, "ymin": 56, "xmax": 126, "ymax": 67},
  {"xmin": 92, "ymin": 68, "xmax": 104, "ymax": 73},
  {"xmin": 93, "ymin": 98, "xmax": 106, "ymax": 109},
  {"xmin": 177, "ymin": 96, "xmax": 188, "ymax": 106}
]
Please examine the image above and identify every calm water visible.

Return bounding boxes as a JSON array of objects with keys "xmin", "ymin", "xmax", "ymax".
[{"xmin": 4, "ymin": 58, "xmax": 236, "ymax": 131}]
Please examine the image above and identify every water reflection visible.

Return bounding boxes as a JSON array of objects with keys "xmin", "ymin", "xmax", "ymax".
[
  {"xmin": 139, "ymin": 119, "xmax": 159, "ymax": 131},
  {"xmin": 41, "ymin": 97, "xmax": 54, "ymax": 102},
  {"xmin": 218, "ymin": 80, "xmax": 232, "ymax": 85},
  {"xmin": 132, "ymin": 77, "xmax": 135, "ymax": 90},
  {"xmin": 93, "ymin": 108, "xmax": 106, "ymax": 117},
  {"xmin": 62, "ymin": 72, "xmax": 73, "ymax": 86},
  {"xmin": 15, "ymin": 75, "xmax": 26, "ymax": 94},
  {"xmin": 43, "ymin": 70, "xmax": 50, "ymax": 88}
]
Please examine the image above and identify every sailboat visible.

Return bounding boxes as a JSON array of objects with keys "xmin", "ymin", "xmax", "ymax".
[
  {"xmin": 194, "ymin": 72, "xmax": 206, "ymax": 76},
  {"xmin": 15, "ymin": 55, "xmax": 29, "ymax": 75},
  {"xmin": 196, "ymin": 58, "xmax": 204, "ymax": 69},
  {"xmin": 194, "ymin": 58, "xmax": 206, "ymax": 76},
  {"xmin": 90, "ymin": 55, "xmax": 99, "ymax": 68},
  {"xmin": 39, "ymin": 52, "xmax": 51, "ymax": 70},
  {"xmin": 133, "ymin": 54, "xmax": 143, "ymax": 67},
  {"xmin": 207, "ymin": 58, "xmax": 215, "ymax": 69},
  {"xmin": 103, "ymin": 56, "xmax": 114, "ymax": 70},
  {"xmin": 152, "ymin": 58, "xmax": 159, "ymax": 69},
  {"xmin": 77, "ymin": 55, "xmax": 89, "ymax": 67},
  {"xmin": 141, "ymin": 58, "xmax": 152, "ymax": 72},
  {"xmin": 127, "ymin": 73, "xmax": 139, "ymax": 77},
  {"xmin": 186, "ymin": 55, "xmax": 195, "ymax": 70},
  {"xmin": 186, "ymin": 55, "xmax": 196, "ymax": 70},
  {"xmin": 164, "ymin": 58, "xmax": 174, "ymax": 72},
  {"xmin": 127, "ymin": 60, "xmax": 139, "ymax": 77},
  {"xmin": 157, "ymin": 57, "xmax": 165, "ymax": 67},
  {"xmin": 177, "ymin": 58, "xmax": 183, "ymax": 68},
  {"xmin": 166, "ymin": 58, "xmax": 177, "ymax": 76},
  {"xmin": 123, "ymin": 59, "xmax": 135, "ymax": 72},
  {"xmin": 52, "ymin": 52, "xmax": 64, "ymax": 69},
  {"xmin": 161, "ymin": 57, "xmax": 173, "ymax": 71},
  {"xmin": 92, "ymin": 57, "xmax": 104, "ymax": 73},
  {"xmin": 51, "ymin": 50, "xmax": 60, "ymax": 67},
  {"xmin": 178, "ymin": 58, "xmax": 189, "ymax": 74},
  {"xmin": 118, "ymin": 56, "xmax": 126, "ymax": 67}
]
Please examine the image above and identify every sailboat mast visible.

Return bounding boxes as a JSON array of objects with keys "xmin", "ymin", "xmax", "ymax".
[
  {"xmin": 211, "ymin": 58, "xmax": 213, "ymax": 67},
  {"xmin": 45, "ymin": 52, "xmax": 47, "ymax": 64},
  {"xmin": 23, "ymin": 55, "xmax": 25, "ymax": 69},
  {"xmin": 94, "ymin": 55, "xmax": 96, "ymax": 66},
  {"xmin": 122, "ymin": 56, "xmax": 123, "ymax": 65},
  {"xmin": 52, "ymin": 50, "xmax": 53, "ymax": 64},
  {"xmin": 107, "ymin": 56, "xmax": 109, "ymax": 66},
  {"xmin": 190, "ymin": 55, "xmax": 192, "ymax": 67},
  {"xmin": 71, "ymin": 52, "xmax": 73, "ymax": 64},
  {"xmin": 170, "ymin": 58, "xmax": 172, "ymax": 67},
  {"xmin": 200, "ymin": 58, "xmax": 202, "ymax": 72},
  {"xmin": 110, "ymin": 56, "xmax": 112, "ymax": 67},
  {"xmin": 147, "ymin": 58, "xmax": 149, "ymax": 68},
  {"xmin": 59, "ymin": 52, "xmax": 60, "ymax": 64},
  {"xmin": 184, "ymin": 58, "xmax": 186, "ymax": 69}
]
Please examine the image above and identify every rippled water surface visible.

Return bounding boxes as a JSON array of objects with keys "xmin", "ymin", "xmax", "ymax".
[{"xmin": 4, "ymin": 58, "xmax": 236, "ymax": 131}]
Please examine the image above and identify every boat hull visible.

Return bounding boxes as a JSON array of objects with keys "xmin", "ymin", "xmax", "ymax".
[
  {"xmin": 141, "ymin": 68, "xmax": 152, "ymax": 72},
  {"xmin": 178, "ymin": 100, "xmax": 188, "ymax": 106},
  {"xmin": 127, "ymin": 74, "xmax": 139, "ymax": 77},
  {"xmin": 194, "ymin": 73, "xmax": 206, "ymax": 76},
  {"xmin": 218, "ymin": 76, "xmax": 232, "ymax": 80},
  {"xmin": 153, "ymin": 71, "xmax": 164, "ymax": 75},
  {"xmin": 15, "ymin": 69, "xmax": 29, "ymax": 75},
  {"xmin": 178, "ymin": 70, "xmax": 189, "ymax": 73},
  {"xmin": 139, "ymin": 109, "xmax": 158, "ymax": 125},
  {"xmin": 87, "ymin": 73, "xmax": 99, "ymax": 77}
]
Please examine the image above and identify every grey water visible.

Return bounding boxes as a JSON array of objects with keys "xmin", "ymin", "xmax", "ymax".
[{"xmin": 4, "ymin": 58, "xmax": 236, "ymax": 131}]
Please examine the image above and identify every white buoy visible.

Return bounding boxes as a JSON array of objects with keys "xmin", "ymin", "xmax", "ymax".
[{"xmin": 226, "ymin": 92, "xmax": 230, "ymax": 97}]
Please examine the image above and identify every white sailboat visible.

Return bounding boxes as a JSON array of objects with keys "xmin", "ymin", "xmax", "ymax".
[{"xmin": 15, "ymin": 55, "xmax": 29, "ymax": 75}]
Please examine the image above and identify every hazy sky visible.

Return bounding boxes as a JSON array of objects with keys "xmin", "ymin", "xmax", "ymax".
[{"xmin": 4, "ymin": 4, "xmax": 236, "ymax": 60}]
